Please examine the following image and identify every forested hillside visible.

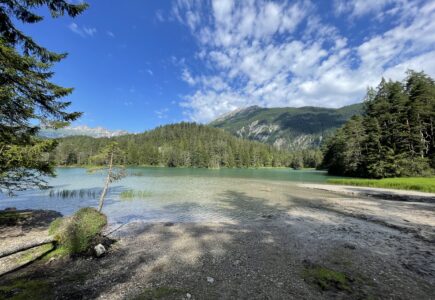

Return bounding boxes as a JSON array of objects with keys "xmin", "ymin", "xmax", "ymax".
[
  {"xmin": 210, "ymin": 103, "xmax": 363, "ymax": 150},
  {"xmin": 322, "ymin": 70, "xmax": 435, "ymax": 178},
  {"xmin": 51, "ymin": 123, "xmax": 322, "ymax": 168}
]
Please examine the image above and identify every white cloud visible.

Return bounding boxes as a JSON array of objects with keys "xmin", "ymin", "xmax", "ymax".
[
  {"xmin": 69, "ymin": 23, "xmax": 97, "ymax": 37},
  {"xmin": 155, "ymin": 10, "xmax": 165, "ymax": 22},
  {"xmin": 334, "ymin": 0, "xmax": 392, "ymax": 17},
  {"xmin": 181, "ymin": 68, "xmax": 196, "ymax": 85},
  {"xmin": 155, "ymin": 108, "xmax": 169, "ymax": 119},
  {"xmin": 106, "ymin": 31, "xmax": 115, "ymax": 38},
  {"xmin": 173, "ymin": 0, "xmax": 435, "ymax": 123}
]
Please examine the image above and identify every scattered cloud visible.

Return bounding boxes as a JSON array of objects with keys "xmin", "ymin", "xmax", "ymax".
[
  {"xmin": 147, "ymin": 69, "xmax": 154, "ymax": 76},
  {"xmin": 155, "ymin": 108, "xmax": 169, "ymax": 119},
  {"xmin": 69, "ymin": 22, "xmax": 97, "ymax": 37},
  {"xmin": 106, "ymin": 31, "xmax": 115, "ymax": 38},
  {"xmin": 155, "ymin": 10, "xmax": 165, "ymax": 22},
  {"xmin": 173, "ymin": 0, "xmax": 435, "ymax": 123}
]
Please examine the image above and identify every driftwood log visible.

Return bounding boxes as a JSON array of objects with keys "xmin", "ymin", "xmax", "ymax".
[
  {"xmin": 0, "ymin": 241, "xmax": 55, "ymax": 276},
  {"xmin": 0, "ymin": 236, "xmax": 55, "ymax": 259}
]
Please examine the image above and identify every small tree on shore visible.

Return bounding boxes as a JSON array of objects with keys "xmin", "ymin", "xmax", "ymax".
[{"xmin": 90, "ymin": 142, "xmax": 126, "ymax": 212}]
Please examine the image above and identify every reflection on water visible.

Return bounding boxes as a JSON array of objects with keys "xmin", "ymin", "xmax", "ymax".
[{"xmin": 0, "ymin": 167, "xmax": 336, "ymax": 224}]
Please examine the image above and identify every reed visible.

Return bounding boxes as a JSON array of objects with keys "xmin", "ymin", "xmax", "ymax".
[
  {"xmin": 48, "ymin": 189, "xmax": 100, "ymax": 199},
  {"xmin": 120, "ymin": 189, "xmax": 152, "ymax": 200}
]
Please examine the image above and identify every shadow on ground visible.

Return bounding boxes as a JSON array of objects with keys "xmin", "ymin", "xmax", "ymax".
[{"xmin": 0, "ymin": 189, "xmax": 434, "ymax": 300}]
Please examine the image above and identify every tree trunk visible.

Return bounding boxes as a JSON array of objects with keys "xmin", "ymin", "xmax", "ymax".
[{"xmin": 98, "ymin": 151, "xmax": 113, "ymax": 212}]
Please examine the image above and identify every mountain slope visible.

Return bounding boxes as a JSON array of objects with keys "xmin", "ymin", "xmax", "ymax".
[{"xmin": 209, "ymin": 103, "xmax": 363, "ymax": 150}]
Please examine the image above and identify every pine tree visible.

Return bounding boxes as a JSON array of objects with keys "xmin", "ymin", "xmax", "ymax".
[
  {"xmin": 322, "ymin": 70, "xmax": 435, "ymax": 178},
  {"xmin": 0, "ymin": 1, "xmax": 88, "ymax": 194}
]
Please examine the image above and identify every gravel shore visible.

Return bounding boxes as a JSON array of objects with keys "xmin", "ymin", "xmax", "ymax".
[{"xmin": 1, "ymin": 182, "xmax": 434, "ymax": 299}]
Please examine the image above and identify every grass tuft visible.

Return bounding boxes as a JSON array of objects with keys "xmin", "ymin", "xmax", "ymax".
[
  {"xmin": 49, "ymin": 207, "xmax": 107, "ymax": 255},
  {"xmin": 303, "ymin": 265, "xmax": 351, "ymax": 292},
  {"xmin": 327, "ymin": 177, "xmax": 435, "ymax": 193},
  {"xmin": 120, "ymin": 190, "xmax": 152, "ymax": 200}
]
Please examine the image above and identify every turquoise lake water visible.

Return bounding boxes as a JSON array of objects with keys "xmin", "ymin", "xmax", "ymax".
[{"xmin": 0, "ymin": 167, "xmax": 340, "ymax": 224}]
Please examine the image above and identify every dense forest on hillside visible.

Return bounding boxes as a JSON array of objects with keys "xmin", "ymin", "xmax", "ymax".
[
  {"xmin": 322, "ymin": 70, "xmax": 435, "ymax": 178},
  {"xmin": 51, "ymin": 123, "xmax": 323, "ymax": 169}
]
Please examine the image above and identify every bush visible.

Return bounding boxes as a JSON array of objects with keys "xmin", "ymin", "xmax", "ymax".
[{"xmin": 49, "ymin": 207, "xmax": 107, "ymax": 255}]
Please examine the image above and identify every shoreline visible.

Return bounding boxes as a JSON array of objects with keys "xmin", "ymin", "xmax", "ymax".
[
  {"xmin": 299, "ymin": 183, "xmax": 435, "ymax": 202},
  {"xmin": 1, "ymin": 182, "xmax": 434, "ymax": 299}
]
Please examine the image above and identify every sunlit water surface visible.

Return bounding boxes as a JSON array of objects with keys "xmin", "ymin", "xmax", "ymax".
[{"xmin": 0, "ymin": 168, "xmax": 339, "ymax": 224}]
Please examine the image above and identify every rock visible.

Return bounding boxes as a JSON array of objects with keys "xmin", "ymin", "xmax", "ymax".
[
  {"xmin": 46, "ymin": 257, "xmax": 57, "ymax": 265},
  {"xmin": 4, "ymin": 207, "xmax": 16, "ymax": 211},
  {"xmin": 344, "ymin": 243, "xmax": 356, "ymax": 250},
  {"xmin": 233, "ymin": 259, "xmax": 241, "ymax": 266},
  {"xmin": 186, "ymin": 293, "xmax": 192, "ymax": 299},
  {"xmin": 94, "ymin": 244, "xmax": 106, "ymax": 257},
  {"xmin": 164, "ymin": 222, "xmax": 174, "ymax": 227},
  {"xmin": 207, "ymin": 276, "xmax": 215, "ymax": 283}
]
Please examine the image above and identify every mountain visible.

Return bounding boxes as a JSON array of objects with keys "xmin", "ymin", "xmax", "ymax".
[
  {"xmin": 209, "ymin": 103, "xmax": 363, "ymax": 150},
  {"xmin": 39, "ymin": 125, "xmax": 129, "ymax": 139}
]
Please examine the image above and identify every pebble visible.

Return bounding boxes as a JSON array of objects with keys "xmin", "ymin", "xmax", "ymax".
[
  {"xmin": 207, "ymin": 276, "xmax": 215, "ymax": 283},
  {"xmin": 186, "ymin": 293, "xmax": 192, "ymax": 299},
  {"xmin": 94, "ymin": 244, "xmax": 106, "ymax": 257}
]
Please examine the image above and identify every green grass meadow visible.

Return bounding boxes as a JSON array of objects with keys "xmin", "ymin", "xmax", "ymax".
[{"xmin": 327, "ymin": 177, "xmax": 435, "ymax": 193}]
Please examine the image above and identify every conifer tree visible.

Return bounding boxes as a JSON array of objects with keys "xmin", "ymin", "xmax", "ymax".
[
  {"xmin": 0, "ymin": 0, "xmax": 88, "ymax": 193},
  {"xmin": 322, "ymin": 70, "xmax": 435, "ymax": 178}
]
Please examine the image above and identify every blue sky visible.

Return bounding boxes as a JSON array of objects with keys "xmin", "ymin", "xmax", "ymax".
[{"xmin": 21, "ymin": 0, "xmax": 435, "ymax": 132}]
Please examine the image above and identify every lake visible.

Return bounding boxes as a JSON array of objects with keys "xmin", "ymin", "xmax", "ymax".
[{"xmin": 0, "ymin": 167, "xmax": 340, "ymax": 224}]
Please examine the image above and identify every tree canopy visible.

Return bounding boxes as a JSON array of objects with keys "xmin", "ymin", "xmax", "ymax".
[
  {"xmin": 0, "ymin": 0, "xmax": 87, "ymax": 194},
  {"xmin": 321, "ymin": 70, "xmax": 435, "ymax": 178},
  {"xmin": 51, "ymin": 123, "xmax": 322, "ymax": 169}
]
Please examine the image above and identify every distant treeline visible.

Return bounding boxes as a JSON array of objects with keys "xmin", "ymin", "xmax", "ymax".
[
  {"xmin": 322, "ymin": 70, "xmax": 435, "ymax": 178},
  {"xmin": 51, "ymin": 123, "xmax": 323, "ymax": 169}
]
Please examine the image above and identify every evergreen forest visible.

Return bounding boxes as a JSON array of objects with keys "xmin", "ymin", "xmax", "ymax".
[{"xmin": 321, "ymin": 70, "xmax": 435, "ymax": 178}]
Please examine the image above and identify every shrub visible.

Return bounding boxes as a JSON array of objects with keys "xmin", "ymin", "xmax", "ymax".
[{"xmin": 49, "ymin": 207, "xmax": 107, "ymax": 255}]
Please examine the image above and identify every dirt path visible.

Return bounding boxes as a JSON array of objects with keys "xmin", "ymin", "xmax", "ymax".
[{"xmin": 1, "ymin": 183, "xmax": 434, "ymax": 299}]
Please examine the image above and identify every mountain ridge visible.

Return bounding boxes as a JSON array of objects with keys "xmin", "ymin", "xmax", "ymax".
[
  {"xmin": 39, "ymin": 125, "xmax": 129, "ymax": 139},
  {"xmin": 210, "ymin": 103, "xmax": 363, "ymax": 150}
]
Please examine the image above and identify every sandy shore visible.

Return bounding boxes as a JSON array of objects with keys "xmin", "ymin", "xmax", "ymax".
[
  {"xmin": 299, "ymin": 183, "xmax": 435, "ymax": 203},
  {"xmin": 1, "ymin": 182, "xmax": 434, "ymax": 299}
]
